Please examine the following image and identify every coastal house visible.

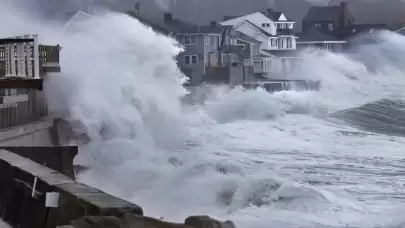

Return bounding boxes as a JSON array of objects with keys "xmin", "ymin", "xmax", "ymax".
[
  {"xmin": 162, "ymin": 13, "xmax": 224, "ymax": 85},
  {"xmin": 220, "ymin": 10, "xmax": 300, "ymax": 79},
  {"xmin": 127, "ymin": 3, "xmax": 176, "ymax": 36},
  {"xmin": 295, "ymin": 27, "xmax": 346, "ymax": 51},
  {"xmin": 128, "ymin": 4, "xmax": 245, "ymax": 85},
  {"xmin": 302, "ymin": 1, "xmax": 387, "ymax": 41},
  {"xmin": 302, "ymin": 2, "xmax": 354, "ymax": 35}
]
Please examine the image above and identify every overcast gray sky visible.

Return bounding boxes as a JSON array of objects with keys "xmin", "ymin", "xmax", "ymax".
[{"xmin": 16, "ymin": 0, "xmax": 405, "ymax": 31}]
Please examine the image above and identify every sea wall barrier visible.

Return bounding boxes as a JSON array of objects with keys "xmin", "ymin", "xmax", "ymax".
[{"xmin": 0, "ymin": 148, "xmax": 236, "ymax": 228}]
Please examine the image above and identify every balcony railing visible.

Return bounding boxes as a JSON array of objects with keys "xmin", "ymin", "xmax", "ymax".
[
  {"xmin": 277, "ymin": 29, "xmax": 294, "ymax": 36},
  {"xmin": 0, "ymin": 36, "xmax": 61, "ymax": 78}
]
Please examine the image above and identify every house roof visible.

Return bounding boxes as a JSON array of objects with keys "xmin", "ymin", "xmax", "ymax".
[
  {"xmin": 303, "ymin": 6, "xmax": 341, "ymax": 22},
  {"xmin": 296, "ymin": 27, "xmax": 343, "ymax": 42},
  {"xmin": 233, "ymin": 31, "xmax": 261, "ymax": 43},
  {"xmin": 243, "ymin": 20, "xmax": 274, "ymax": 37},
  {"xmin": 165, "ymin": 17, "xmax": 223, "ymax": 34},
  {"xmin": 397, "ymin": 27, "xmax": 405, "ymax": 36},
  {"xmin": 262, "ymin": 49, "xmax": 301, "ymax": 58},
  {"xmin": 127, "ymin": 11, "xmax": 174, "ymax": 35},
  {"xmin": 63, "ymin": 11, "xmax": 92, "ymax": 28},
  {"xmin": 386, "ymin": 22, "xmax": 405, "ymax": 32},
  {"xmin": 262, "ymin": 9, "xmax": 293, "ymax": 22}
]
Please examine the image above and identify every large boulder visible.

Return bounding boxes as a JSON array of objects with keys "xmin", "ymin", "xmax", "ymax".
[
  {"xmin": 70, "ymin": 216, "xmax": 121, "ymax": 228},
  {"xmin": 122, "ymin": 213, "xmax": 193, "ymax": 228},
  {"xmin": 184, "ymin": 216, "xmax": 236, "ymax": 228},
  {"xmin": 67, "ymin": 213, "xmax": 237, "ymax": 228},
  {"xmin": 69, "ymin": 213, "xmax": 193, "ymax": 228}
]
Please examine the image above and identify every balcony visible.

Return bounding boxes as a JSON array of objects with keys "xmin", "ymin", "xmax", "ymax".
[
  {"xmin": 277, "ymin": 29, "xmax": 294, "ymax": 36},
  {"xmin": 219, "ymin": 45, "xmax": 244, "ymax": 53},
  {"xmin": 39, "ymin": 45, "xmax": 61, "ymax": 73}
]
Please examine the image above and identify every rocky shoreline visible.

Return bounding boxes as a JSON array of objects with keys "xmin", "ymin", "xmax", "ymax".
[{"xmin": 59, "ymin": 213, "xmax": 236, "ymax": 228}]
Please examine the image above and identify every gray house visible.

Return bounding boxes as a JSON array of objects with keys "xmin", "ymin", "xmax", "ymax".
[
  {"xmin": 295, "ymin": 27, "xmax": 346, "ymax": 51},
  {"xmin": 302, "ymin": 2, "xmax": 355, "ymax": 34},
  {"xmin": 163, "ymin": 13, "xmax": 224, "ymax": 85}
]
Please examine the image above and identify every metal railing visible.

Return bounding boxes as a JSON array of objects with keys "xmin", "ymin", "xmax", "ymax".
[{"xmin": 39, "ymin": 45, "xmax": 60, "ymax": 64}]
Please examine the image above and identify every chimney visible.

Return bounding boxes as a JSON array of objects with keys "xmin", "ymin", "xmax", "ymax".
[
  {"xmin": 134, "ymin": 3, "xmax": 140, "ymax": 15},
  {"xmin": 164, "ymin": 12, "xmax": 173, "ymax": 23},
  {"xmin": 210, "ymin": 20, "xmax": 217, "ymax": 27},
  {"xmin": 339, "ymin": 1, "xmax": 348, "ymax": 30},
  {"xmin": 266, "ymin": 8, "xmax": 274, "ymax": 16},
  {"xmin": 223, "ymin": 16, "xmax": 233, "ymax": 21}
]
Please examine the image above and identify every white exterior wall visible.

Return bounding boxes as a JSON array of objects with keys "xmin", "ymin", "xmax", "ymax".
[
  {"xmin": 221, "ymin": 12, "xmax": 277, "ymax": 36},
  {"xmin": 234, "ymin": 22, "xmax": 258, "ymax": 37}
]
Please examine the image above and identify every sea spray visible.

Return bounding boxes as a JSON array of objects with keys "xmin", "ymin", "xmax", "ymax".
[{"xmin": 3, "ymin": 1, "xmax": 405, "ymax": 227}]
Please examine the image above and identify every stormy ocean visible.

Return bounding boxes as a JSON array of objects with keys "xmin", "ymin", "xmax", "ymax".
[{"xmin": 2, "ymin": 1, "xmax": 405, "ymax": 227}]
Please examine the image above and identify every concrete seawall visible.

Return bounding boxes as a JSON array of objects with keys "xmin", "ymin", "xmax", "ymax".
[
  {"xmin": 0, "ymin": 149, "xmax": 235, "ymax": 228},
  {"xmin": 0, "ymin": 118, "xmax": 59, "ymax": 146}
]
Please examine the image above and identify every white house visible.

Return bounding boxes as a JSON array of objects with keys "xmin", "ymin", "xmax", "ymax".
[
  {"xmin": 220, "ymin": 10, "xmax": 300, "ymax": 79},
  {"xmin": 220, "ymin": 10, "xmax": 297, "ymax": 51}
]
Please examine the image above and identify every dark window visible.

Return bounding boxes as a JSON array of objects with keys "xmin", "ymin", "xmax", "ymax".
[
  {"xmin": 184, "ymin": 35, "xmax": 197, "ymax": 45},
  {"xmin": 191, "ymin": 55, "xmax": 198, "ymax": 64}
]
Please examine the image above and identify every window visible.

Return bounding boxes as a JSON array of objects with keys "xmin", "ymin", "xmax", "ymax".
[
  {"xmin": 184, "ymin": 35, "xmax": 197, "ymax": 45},
  {"xmin": 262, "ymin": 23, "xmax": 266, "ymax": 27},
  {"xmin": 252, "ymin": 44, "xmax": 260, "ymax": 55},
  {"xmin": 236, "ymin": 44, "xmax": 245, "ymax": 50},
  {"xmin": 279, "ymin": 39, "xmax": 284, "ymax": 48},
  {"xmin": 287, "ymin": 38, "xmax": 292, "ymax": 48},
  {"xmin": 267, "ymin": 60, "xmax": 272, "ymax": 70},
  {"xmin": 184, "ymin": 55, "xmax": 198, "ymax": 64},
  {"xmin": 288, "ymin": 23, "xmax": 293, "ymax": 29},
  {"xmin": 314, "ymin": 24, "xmax": 321, "ymax": 28},
  {"xmin": 328, "ymin": 23, "xmax": 334, "ymax": 31}
]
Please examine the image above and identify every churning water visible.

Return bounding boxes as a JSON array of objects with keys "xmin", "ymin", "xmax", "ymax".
[{"xmin": 2, "ymin": 1, "xmax": 405, "ymax": 227}]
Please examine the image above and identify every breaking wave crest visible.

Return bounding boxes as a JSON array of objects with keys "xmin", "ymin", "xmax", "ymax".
[{"xmin": 3, "ymin": 1, "xmax": 405, "ymax": 227}]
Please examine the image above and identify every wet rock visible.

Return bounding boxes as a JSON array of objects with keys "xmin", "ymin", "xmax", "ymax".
[
  {"xmin": 122, "ymin": 213, "xmax": 193, "ymax": 228},
  {"xmin": 71, "ymin": 216, "xmax": 121, "ymax": 228},
  {"xmin": 184, "ymin": 216, "xmax": 236, "ymax": 228},
  {"xmin": 67, "ymin": 213, "xmax": 237, "ymax": 228}
]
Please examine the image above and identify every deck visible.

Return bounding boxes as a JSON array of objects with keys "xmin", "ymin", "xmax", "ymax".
[{"xmin": 0, "ymin": 35, "xmax": 61, "ymax": 130}]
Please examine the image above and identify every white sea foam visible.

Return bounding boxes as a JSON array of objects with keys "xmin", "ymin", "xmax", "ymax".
[{"xmin": 2, "ymin": 1, "xmax": 405, "ymax": 227}]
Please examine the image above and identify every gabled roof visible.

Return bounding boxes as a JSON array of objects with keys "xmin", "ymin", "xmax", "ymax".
[
  {"xmin": 243, "ymin": 20, "xmax": 274, "ymax": 37},
  {"xmin": 63, "ymin": 11, "xmax": 92, "ymax": 29},
  {"xmin": 262, "ymin": 9, "xmax": 293, "ymax": 22},
  {"xmin": 397, "ymin": 27, "xmax": 405, "ymax": 36},
  {"xmin": 233, "ymin": 31, "xmax": 261, "ymax": 43},
  {"xmin": 386, "ymin": 22, "xmax": 405, "ymax": 32},
  {"xmin": 303, "ymin": 6, "xmax": 341, "ymax": 22},
  {"xmin": 165, "ymin": 17, "xmax": 223, "ymax": 34},
  {"xmin": 296, "ymin": 27, "xmax": 343, "ymax": 42},
  {"xmin": 127, "ymin": 11, "xmax": 174, "ymax": 35}
]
